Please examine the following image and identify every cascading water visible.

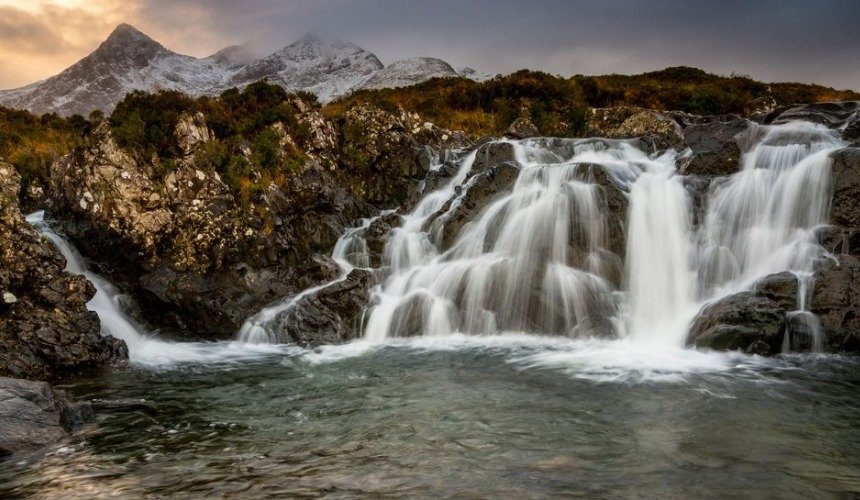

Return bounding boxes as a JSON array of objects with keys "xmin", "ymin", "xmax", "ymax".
[
  {"xmin": 28, "ymin": 211, "xmax": 285, "ymax": 364},
  {"xmin": 237, "ymin": 212, "xmax": 392, "ymax": 343},
  {"xmin": 27, "ymin": 211, "xmax": 152, "ymax": 358},
  {"xmin": 240, "ymin": 119, "xmax": 845, "ymax": 353}
]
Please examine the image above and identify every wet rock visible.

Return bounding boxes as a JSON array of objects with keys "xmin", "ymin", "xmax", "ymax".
[
  {"xmin": 505, "ymin": 117, "xmax": 539, "ymax": 139},
  {"xmin": 829, "ymin": 148, "xmax": 860, "ymax": 229},
  {"xmin": 688, "ymin": 264, "xmax": 860, "ymax": 355},
  {"xmin": 471, "ymin": 141, "xmax": 517, "ymax": 174},
  {"xmin": 0, "ymin": 377, "xmax": 94, "ymax": 456},
  {"xmin": 433, "ymin": 161, "xmax": 520, "ymax": 250},
  {"xmin": 687, "ymin": 292, "xmax": 787, "ymax": 354},
  {"xmin": 679, "ymin": 119, "xmax": 748, "ymax": 177},
  {"xmin": 268, "ymin": 268, "xmax": 377, "ymax": 345},
  {"xmin": 816, "ymin": 226, "xmax": 860, "ymax": 256},
  {"xmin": 686, "ymin": 273, "xmax": 798, "ymax": 354},
  {"xmin": 0, "ymin": 161, "xmax": 127, "ymax": 380},
  {"xmin": 771, "ymin": 101, "xmax": 860, "ymax": 128},
  {"xmin": 810, "ymin": 256, "xmax": 860, "ymax": 352}
]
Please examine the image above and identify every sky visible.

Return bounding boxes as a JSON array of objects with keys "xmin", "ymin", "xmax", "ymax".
[{"xmin": 1, "ymin": 0, "xmax": 858, "ymax": 90}]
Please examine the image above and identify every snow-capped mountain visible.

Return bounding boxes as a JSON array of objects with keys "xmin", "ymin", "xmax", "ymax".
[
  {"xmin": 360, "ymin": 57, "xmax": 460, "ymax": 90},
  {"xmin": 0, "ymin": 24, "xmax": 482, "ymax": 116},
  {"xmin": 225, "ymin": 34, "xmax": 383, "ymax": 102},
  {"xmin": 0, "ymin": 24, "xmax": 241, "ymax": 116}
]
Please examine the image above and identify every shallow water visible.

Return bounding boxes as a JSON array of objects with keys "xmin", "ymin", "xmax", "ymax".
[{"xmin": 2, "ymin": 337, "xmax": 858, "ymax": 498}]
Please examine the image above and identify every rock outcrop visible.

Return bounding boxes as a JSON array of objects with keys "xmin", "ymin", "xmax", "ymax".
[
  {"xmin": 47, "ymin": 103, "xmax": 466, "ymax": 339},
  {"xmin": 0, "ymin": 377, "xmax": 94, "ymax": 456},
  {"xmin": 1, "ymin": 161, "xmax": 127, "ymax": 381}
]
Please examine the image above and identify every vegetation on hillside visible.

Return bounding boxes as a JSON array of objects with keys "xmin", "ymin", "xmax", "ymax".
[
  {"xmin": 2, "ymin": 66, "xmax": 857, "ymax": 204},
  {"xmin": 325, "ymin": 66, "xmax": 859, "ymax": 137},
  {"xmin": 0, "ymin": 106, "xmax": 89, "ymax": 196}
]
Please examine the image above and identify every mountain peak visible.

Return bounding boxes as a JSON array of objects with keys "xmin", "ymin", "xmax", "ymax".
[{"xmin": 105, "ymin": 23, "xmax": 154, "ymax": 44}]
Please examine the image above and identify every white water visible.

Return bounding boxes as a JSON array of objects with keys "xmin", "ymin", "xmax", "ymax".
[
  {"xmin": 27, "ymin": 211, "xmax": 288, "ymax": 366},
  {"xmin": 237, "ymin": 212, "xmax": 393, "ymax": 343},
  {"xmin": 239, "ymin": 119, "xmax": 844, "ymax": 359}
]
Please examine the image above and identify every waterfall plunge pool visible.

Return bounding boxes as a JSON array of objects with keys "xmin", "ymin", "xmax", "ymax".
[{"xmin": 1, "ymin": 336, "xmax": 858, "ymax": 498}]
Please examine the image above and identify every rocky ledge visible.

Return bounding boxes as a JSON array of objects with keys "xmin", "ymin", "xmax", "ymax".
[{"xmin": 46, "ymin": 101, "xmax": 466, "ymax": 340}]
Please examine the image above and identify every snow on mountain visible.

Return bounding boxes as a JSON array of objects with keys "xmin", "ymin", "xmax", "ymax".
[
  {"xmin": 224, "ymin": 34, "xmax": 383, "ymax": 102},
  {"xmin": 360, "ymin": 57, "xmax": 459, "ymax": 90},
  {"xmin": 0, "ymin": 25, "xmax": 482, "ymax": 116},
  {"xmin": 0, "ymin": 24, "xmax": 240, "ymax": 116}
]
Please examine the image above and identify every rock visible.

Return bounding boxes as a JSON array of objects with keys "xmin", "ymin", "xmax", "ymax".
[
  {"xmin": 0, "ymin": 160, "xmax": 128, "ymax": 380},
  {"xmin": 686, "ymin": 272, "xmax": 798, "ymax": 354},
  {"xmin": 809, "ymin": 256, "xmax": 860, "ymax": 352},
  {"xmin": 431, "ymin": 161, "xmax": 521, "ymax": 250},
  {"xmin": 586, "ymin": 106, "xmax": 644, "ymax": 136},
  {"xmin": 770, "ymin": 101, "xmax": 860, "ymax": 128},
  {"xmin": 266, "ymin": 268, "xmax": 377, "ymax": 345},
  {"xmin": 0, "ymin": 377, "xmax": 94, "ymax": 456},
  {"xmin": 679, "ymin": 118, "xmax": 748, "ymax": 177},
  {"xmin": 505, "ymin": 117, "xmax": 539, "ymax": 139},
  {"xmin": 175, "ymin": 112, "xmax": 213, "ymax": 155},
  {"xmin": 587, "ymin": 106, "xmax": 684, "ymax": 150},
  {"xmin": 829, "ymin": 148, "xmax": 860, "ymax": 229},
  {"xmin": 688, "ymin": 263, "xmax": 860, "ymax": 355},
  {"xmin": 470, "ymin": 141, "xmax": 517, "ymax": 174},
  {"xmin": 687, "ymin": 292, "xmax": 787, "ymax": 354}
]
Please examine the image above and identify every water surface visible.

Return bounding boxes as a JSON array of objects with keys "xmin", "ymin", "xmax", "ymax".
[{"xmin": 2, "ymin": 337, "xmax": 858, "ymax": 498}]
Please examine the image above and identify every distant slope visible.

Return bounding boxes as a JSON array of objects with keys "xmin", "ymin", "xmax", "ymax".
[{"xmin": 360, "ymin": 57, "xmax": 458, "ymax": 90}]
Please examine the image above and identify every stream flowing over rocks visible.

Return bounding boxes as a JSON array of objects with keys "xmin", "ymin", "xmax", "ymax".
[{"xmin": 1, "ymin": 99, "xmax": 859, "ymax": 465}]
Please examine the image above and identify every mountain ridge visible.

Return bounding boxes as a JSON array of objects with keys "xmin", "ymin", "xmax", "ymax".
[{"xmin": 0, "ymin": 24, "xmax": 476, "ymax": 116}]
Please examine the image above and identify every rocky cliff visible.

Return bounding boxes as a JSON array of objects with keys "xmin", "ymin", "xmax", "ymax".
[{"xmin": 46, "ymin": 101, "xmax": 466, "ymax": 340}]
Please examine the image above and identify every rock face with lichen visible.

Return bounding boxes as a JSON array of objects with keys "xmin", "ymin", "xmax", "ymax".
[
  {"xmin": 46, "ymin": 101, "xmax": 466, "ymax": 339},
  {"xmin": 0, "ymin": 160, "xmax": 127, "ymax": 381}
]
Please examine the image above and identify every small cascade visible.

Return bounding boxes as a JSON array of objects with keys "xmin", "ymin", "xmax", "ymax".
[
  {"xmin": 27, "ymin": 211, "xmax": 152, "ymax": 358},
  {"xmin": 237, "ymin": 213, "xmax": 390, "ymax": 343}
]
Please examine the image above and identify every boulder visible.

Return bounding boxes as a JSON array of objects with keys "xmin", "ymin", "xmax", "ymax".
[
  {"xmin": 264, "ymin": 268, "xmax": 377, "ymax": 345},
  {"xmin": 810, "ymin": 256, "xmax": 860, "ymax": 352},
  {"xmin": 587, "ymin": 107, "xmax": 684, "ymax": 150},
  {"xmin": 505, "ymin": 117, "xmax": 539, "ymax": 139},
  {"xmin": 829, "ymin": 148, "xmax": 860, "ymax": 229},
  {"xmin": 0, "ymin": 161, "xmax": 127, "ymax": 380},
  {"xmin": 679, "ymin": 119, "xmax": 748, "ymax": 177},
  {"xmin": 686, "ymin": 272, "xmax": 797, "ymax": 355},
  {"xmin": 0, "ymin": 377, "xmax": 93, "ymax": 456}
]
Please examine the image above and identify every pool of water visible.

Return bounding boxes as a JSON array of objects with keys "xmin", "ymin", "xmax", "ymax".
[{"xmin": 2, "ymin": 336, "xmax": 858, "ymax": 498}]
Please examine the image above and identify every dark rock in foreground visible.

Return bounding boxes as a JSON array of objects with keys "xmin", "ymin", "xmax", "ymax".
[{"xmin": 0, "ymin": 377, "xmax": 94, "ymax": 457}]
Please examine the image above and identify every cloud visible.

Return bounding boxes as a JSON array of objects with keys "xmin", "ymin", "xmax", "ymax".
[
  {"xmin": 1, "ymin": 0, "xmax": 858, "ymax": 90},
  {"xmin": 0, "ymin": 0, "xmax": 138, "ymax": 87}
]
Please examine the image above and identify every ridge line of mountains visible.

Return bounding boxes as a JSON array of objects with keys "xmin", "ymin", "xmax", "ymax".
[{"xmin": 0, "ymin": 23, "xmax": 487, "ymax": 117}]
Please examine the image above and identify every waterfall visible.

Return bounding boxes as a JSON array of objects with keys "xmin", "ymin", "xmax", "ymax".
[
  {"xmin": 27, "ymin": 211, "xmax": 152, "ymax": 358},
  {"xmin": 27, "ymin": 211, "xmax": 288, "ymax": 365},
  {"xmin": 365, "ymin": 139, "xmax": 669, "ymax": 342},
  {"xmin": 239, "ymin": 119, "xmax": 844, "ymax": 353}
]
